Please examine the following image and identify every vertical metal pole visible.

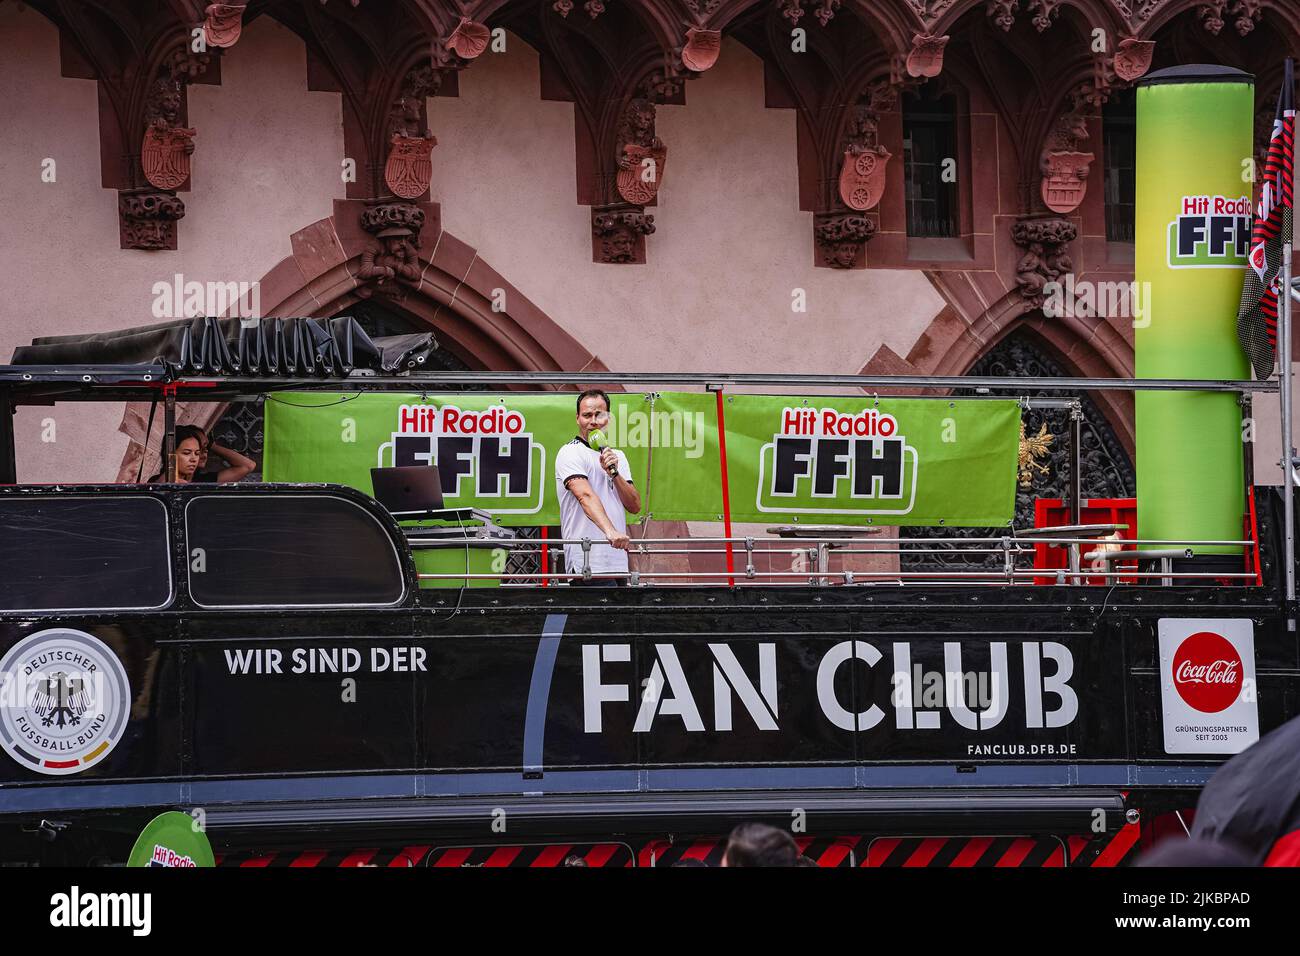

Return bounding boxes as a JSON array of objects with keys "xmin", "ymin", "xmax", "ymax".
[
  {"xmin": 1069, "ymin": 403, "xmax": 1083, "ymax": 524},
  {"xmin": 1281, "ymin": 237, "xmax": 1295, "ymax": 606},
  {"xmin": 163, "ymin": 389, "xmax": 177, "ymax": 482},
  {"xmin": 1241, "ymin": 395, "xmax": 1256, "ymax": 487},
  {"xmin": 539, "ymin": 525, "xmax": 549, "ymax": 588},
  {"xmin": 0, "ymin": 390, "xmax": 15, "ymax": 485},
  {"xmin": 710, "ymin": 385, "xmax": 736, "ymax": 587}
]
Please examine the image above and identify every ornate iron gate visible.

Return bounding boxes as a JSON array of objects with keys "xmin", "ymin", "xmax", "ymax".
[{"xmin": 900, "ymin": 333, "xmax": 1135, "ymax": 570}]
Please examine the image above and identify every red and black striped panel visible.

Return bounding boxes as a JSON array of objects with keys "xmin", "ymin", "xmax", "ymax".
[
  {"xmin": 865, "ymin": 836, "xmax": 1067, "ymax": 867},
  {"xmin": 217, "ymin": 843, "xmax": 635, "ymax": 868},
  {"xmin": 215, "ymin": 846, "xmax": 432, "ymax": 868},
  {"xmin": 425, "ymin": 843, "xmax": 635, "ymax": 867},
  {"xmin": 863, "ymin": 825, "xmax": 1142, "ymax": 867},
  {"xmin": 212, "ymin": 824, "xmax": 1144, "ymax": 869}
]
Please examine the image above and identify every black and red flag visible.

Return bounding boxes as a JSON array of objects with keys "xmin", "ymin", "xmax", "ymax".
[{"xmin": 1237, "ymin": 59, "xmax": 1295, "ymax": 380}]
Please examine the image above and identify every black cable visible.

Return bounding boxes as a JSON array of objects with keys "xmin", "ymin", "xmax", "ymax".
[{"xmin": 265, "ymin": 393, "xmax": 361, "ymax": 409}]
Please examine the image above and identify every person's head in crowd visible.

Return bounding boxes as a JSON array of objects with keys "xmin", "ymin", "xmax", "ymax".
[
  {"xmin": 172, "ymin": 425, "xmax": 206, "ymax": 482},
  {"xmin": 1135, "ymin": 837, "xmax": 1253, "ymax": 867},
  {"xmin": 722, "ymin": 823, "xmax": 800, "ymax": 867},
  {"xmin": 562, "ymin": 854, "xmax": 589, "ymax": 867},
  {"xmin": 795, "ymin": 855, "xmax": 817, "ymax": 867}
]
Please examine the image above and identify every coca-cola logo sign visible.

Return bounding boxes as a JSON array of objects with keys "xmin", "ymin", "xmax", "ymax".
[{"xmin": 1171, "ymin": 631, "xmax": 1243, "ymax": 713}]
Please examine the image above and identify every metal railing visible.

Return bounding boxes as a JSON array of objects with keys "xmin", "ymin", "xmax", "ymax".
[{"xmin": 410, "ymin": 533, "xmax": 1258, "ymax": 588}]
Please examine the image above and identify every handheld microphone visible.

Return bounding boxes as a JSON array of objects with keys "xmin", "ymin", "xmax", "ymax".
[{"xmin": 587, "ymin": 428, "xmax": 619, "ymax": 477}]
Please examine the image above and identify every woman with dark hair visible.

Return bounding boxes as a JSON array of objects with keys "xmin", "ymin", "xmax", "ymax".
[
  {"xmin": 147, "ymin": 425, "xmax": 255, "ymax": 484},
  {"xmin": 147, "ymin": 425, "xmax": 206, "ymax": 484}
]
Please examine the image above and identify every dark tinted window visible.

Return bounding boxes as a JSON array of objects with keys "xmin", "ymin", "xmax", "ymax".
[
  {"xmin": 1103, "ymin": 89, "xmax": 1136, "ymax": 243},
  {"xmin": 903, "ymin": 90, "xmax": 959, "ymax": 238},
  {"xmin": 0, "ymin": 496, "xmax": 171, "ymax": 611},
  {"xmin": 185, "ymin": 495, "xmax": 404, "ymax": 607}
]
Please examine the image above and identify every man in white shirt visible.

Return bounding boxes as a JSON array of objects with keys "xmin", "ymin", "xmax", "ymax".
[{"xmin": 554, "ymin": 389, "xmax": 642, "ymax": 586}]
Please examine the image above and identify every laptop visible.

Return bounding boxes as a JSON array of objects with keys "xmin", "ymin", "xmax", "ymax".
[{"xmin": 370, "ymin": 465, "xmax": 445, "ymax": 515}]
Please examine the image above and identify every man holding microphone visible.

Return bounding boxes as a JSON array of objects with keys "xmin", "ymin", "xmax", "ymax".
[{"xmin": 554, "ymin": 389, "xmax": 641, "ymax": 586}]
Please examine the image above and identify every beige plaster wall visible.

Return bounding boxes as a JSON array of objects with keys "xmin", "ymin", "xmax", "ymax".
[
  {"xmin": 429, "ymin": 36, "xmax": 944, "ymax": 376},
  {"xmin": 0, "ymin": 12, "xmax": 945, "ymax": 484},
  {"xmin": 0, "ymin": 7, "xmax": 344, "ymax": 482}
]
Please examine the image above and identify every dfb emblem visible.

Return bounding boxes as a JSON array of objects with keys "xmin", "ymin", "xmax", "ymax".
[
  {"xmin": 0, "ymin": 628, "xmax": 131, "ymax": 776},
  {"xmin": 142, "ymin": 125, "xmax": 196, "ymax": 191},
  {"xmin": 838, "ymin": 147, "xmax": 890, "ymax": 212},
  {"xmin": 616, "ymin": 143, "xmax": 668, "ymax": 205},
  {"xmin": 385, "ymin": 133, "xmax": 438, "ymax": 200},
  {"xmin": 1040, "ymin": 151, "xmax": 1094, "ymax": 214}
]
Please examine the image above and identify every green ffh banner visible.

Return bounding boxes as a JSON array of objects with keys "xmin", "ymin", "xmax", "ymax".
[
  {"xmin": 1135, "ymin": 67, "xmax": 1252, "ymax": 553},
  {"xmin": 265, "ymin": 392, "xmax": 1019, "ymax": 528},
  {"xmin": 264, "ymin": 392, "xmax": 653, "ymax": 527},
  {"xmin": 651, "ymin": 394, "xmax": 1021, "ymax": 526}
]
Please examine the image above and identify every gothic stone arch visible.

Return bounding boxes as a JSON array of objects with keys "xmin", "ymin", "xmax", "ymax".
[{"xmin": 115, "ymin": 198, "xmax": 611, "ymax": 482}]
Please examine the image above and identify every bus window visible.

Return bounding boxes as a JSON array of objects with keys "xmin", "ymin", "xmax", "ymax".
[
  {"xmin": 184, "ymin": 493, "xmax": 405, "ymax": 608},
  {"xmin": 0, "ymin": 495, "xmax": 172, "ymax": 612}
]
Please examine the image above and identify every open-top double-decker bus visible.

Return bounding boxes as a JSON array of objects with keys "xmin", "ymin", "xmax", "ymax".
[{"xmin": 1, "ymin": 331, "xmax": 1295, "ymax": 868}]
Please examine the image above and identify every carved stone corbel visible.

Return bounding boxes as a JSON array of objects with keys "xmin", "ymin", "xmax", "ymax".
[
  {"xmin": 592, "ymin": 204, "xmax": 656, "ymax": 265},
  {"xmin": 1011, "ymin": 216, "xmax": 1077, "ymax": 304},
  {"xmin": 120, "ymin": 189, "xmax": 186, "ymax": 251},
  {"xmin": 815, "ymin": 212, "xmax": 876, "ymax": 269},
  {"xmin": 357, "ymin": 202, "xmax": 426, "ymax": 300}
]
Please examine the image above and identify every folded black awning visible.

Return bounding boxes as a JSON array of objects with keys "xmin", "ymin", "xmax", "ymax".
[{"xmin": 11, "ymin": 316, "xmax": 437, "ymax": 377}]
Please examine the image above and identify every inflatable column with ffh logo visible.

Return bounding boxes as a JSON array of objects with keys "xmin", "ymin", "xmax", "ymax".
[{"xmin": 1135, "ymin": 65, "xmax": 1253, "ymax": 557}]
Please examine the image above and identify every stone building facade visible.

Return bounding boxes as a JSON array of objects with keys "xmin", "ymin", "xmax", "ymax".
[{"xmin": 1, "ymin": 0, "xmax": 1297, "ymax": 508}]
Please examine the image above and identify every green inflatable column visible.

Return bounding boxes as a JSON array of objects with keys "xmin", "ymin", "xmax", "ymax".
[{"xmin": 1135, "ymin": 65, "xmax": 1253, "ymax": 554}]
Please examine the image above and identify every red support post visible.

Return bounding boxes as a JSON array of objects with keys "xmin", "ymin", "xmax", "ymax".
[
  {"xmin": 714, "ymin": 388, "xmax": 735, "ymax": 587},
  {"xmin": 540, "ymin": 525, "xmax": 549, "ymax": 587}
]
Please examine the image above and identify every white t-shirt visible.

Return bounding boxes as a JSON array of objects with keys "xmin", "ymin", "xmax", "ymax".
[{"xmin": 554, "ymin": 437, "xmax": 632, "ymax": 578}]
